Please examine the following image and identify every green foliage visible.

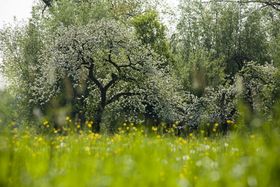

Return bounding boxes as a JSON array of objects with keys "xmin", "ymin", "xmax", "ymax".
[
  {"xmin": 0, "ymin": 11, "xmax": 44, "ymax": 120},
  {"xmin": 132, "ymin": 10, "xmax": 171, "ymax": 59},
  {"xmin": 46, "ymin": 0, "xmax": 111, "ymax": 27},
  {"xmin": 238, "ymin": 62, "xmax": 279, "ymax": 117},
  {"xmin": 170, "ymin": 0, "xmax": 280, "ymax": 130},
  {"xmin": 0, "ymin": 91, "xmax": 16, "ymax": 125},
  {"xmin": 44, "ymin": 0, "xmax": 146, "ymax": 28},
  {"xmin": 176, "ymin": 49, "xmax": 225, "ymax": 96},
  {"xmin": 176, "ymin": 1, "xmax": 272, "ymax": 77}
]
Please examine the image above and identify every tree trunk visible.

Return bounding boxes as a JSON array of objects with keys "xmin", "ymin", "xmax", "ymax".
[
  {"xmin": 92, "ymin": 90, "xmax": 107, "ymax": 133},
  {"xmin": 93, "ymin": 105, "xmax": 104, "ymax": 133}
]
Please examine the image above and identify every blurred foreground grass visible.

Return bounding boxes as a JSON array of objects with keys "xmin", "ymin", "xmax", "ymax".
[{"xmin": 0, "ymin": 123, "xmax": 279, "ymax": 187}]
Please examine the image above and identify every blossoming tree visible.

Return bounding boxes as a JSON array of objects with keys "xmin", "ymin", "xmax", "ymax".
[{"xmin": 30, "ymin": 19, "xmax": 183, "ymax": 132}]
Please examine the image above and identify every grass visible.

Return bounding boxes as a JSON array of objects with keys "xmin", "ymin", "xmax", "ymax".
[{"xmin": 0, "ymin": 122, "xmax": 280, "ymax": 187}]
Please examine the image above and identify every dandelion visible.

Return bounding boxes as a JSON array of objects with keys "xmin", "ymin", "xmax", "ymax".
[
  {"xmin": 87, "ymin": 121, "xmax": 93, "ymax": 128},
  {"xmin": 85, "ymin": 146, "xmax": 90, "ymax": 152},
  {"xmin": 178, "ymin": 137, "xmax": 187, "ymax": 144},
  {"xmin": 152, "ymin": 127, "xmax": 158, "ymax": 132},
  {"xmin": 43, "ymin": 120, "xmax": 49, "ymax": 126},
  {"xmin": 37, "ymin": 137, "xmax": 43, "ymax": 142},
  {"xmin": 226, "ymin": 120, "xmax": 234, "ymax": 125},
  {"xmin": 66, "ymin": 116, "xmax": 72, "ymax": 122}
]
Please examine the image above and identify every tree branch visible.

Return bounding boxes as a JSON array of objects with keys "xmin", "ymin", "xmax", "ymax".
[
  {"xmin": 104, "ymin": 45, "xmax": 143, "ymax": 73},
  {"xmin": 104, "ymin": 73, "xmax": 119, "ymax": 91},
  {"xmin": 104, "ymin": 41, "xmax": 122, "ymax": 73},
  {"xmin": 86, "ymin": 58, "xmax": 104, "ymax": 91},
  {"xmin": 42, "ymin": 0, "xmax": 52, "ymax": 7},
  {"xmin": 41, "ymin": 0, "xmax": 52, "ymax": 14},
  {"xmin": 119, "ymin": 55, "xmax": 142, "ymax": 71}
]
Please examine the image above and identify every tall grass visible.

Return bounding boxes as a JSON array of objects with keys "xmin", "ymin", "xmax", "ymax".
[{"xmin": 0, "ymin": 121, "xmax": 279, "ymax": 187}]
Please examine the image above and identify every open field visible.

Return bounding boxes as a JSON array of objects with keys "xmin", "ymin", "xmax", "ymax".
[{"xmin": 0, "ymin": 123, "xmax": 279, "ymax": 187}]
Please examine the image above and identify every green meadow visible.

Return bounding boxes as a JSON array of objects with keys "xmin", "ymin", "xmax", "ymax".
[{"xmin": 0, "ymin": 121, "xmax": 279, "ymax": 187}]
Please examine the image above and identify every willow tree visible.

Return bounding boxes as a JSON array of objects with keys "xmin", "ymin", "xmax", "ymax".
[{"xmin": 176, "ymin": 0, "xmax": 274, "ymax": 89}]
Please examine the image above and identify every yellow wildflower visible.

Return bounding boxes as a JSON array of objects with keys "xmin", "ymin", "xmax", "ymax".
[
  {"xmin": 226, "ymin": 120, "xmax": 234, "ymax": 125},
  {"xmin": 152, "ymin": 127, "xmax": 158, "ymax": 132}
]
